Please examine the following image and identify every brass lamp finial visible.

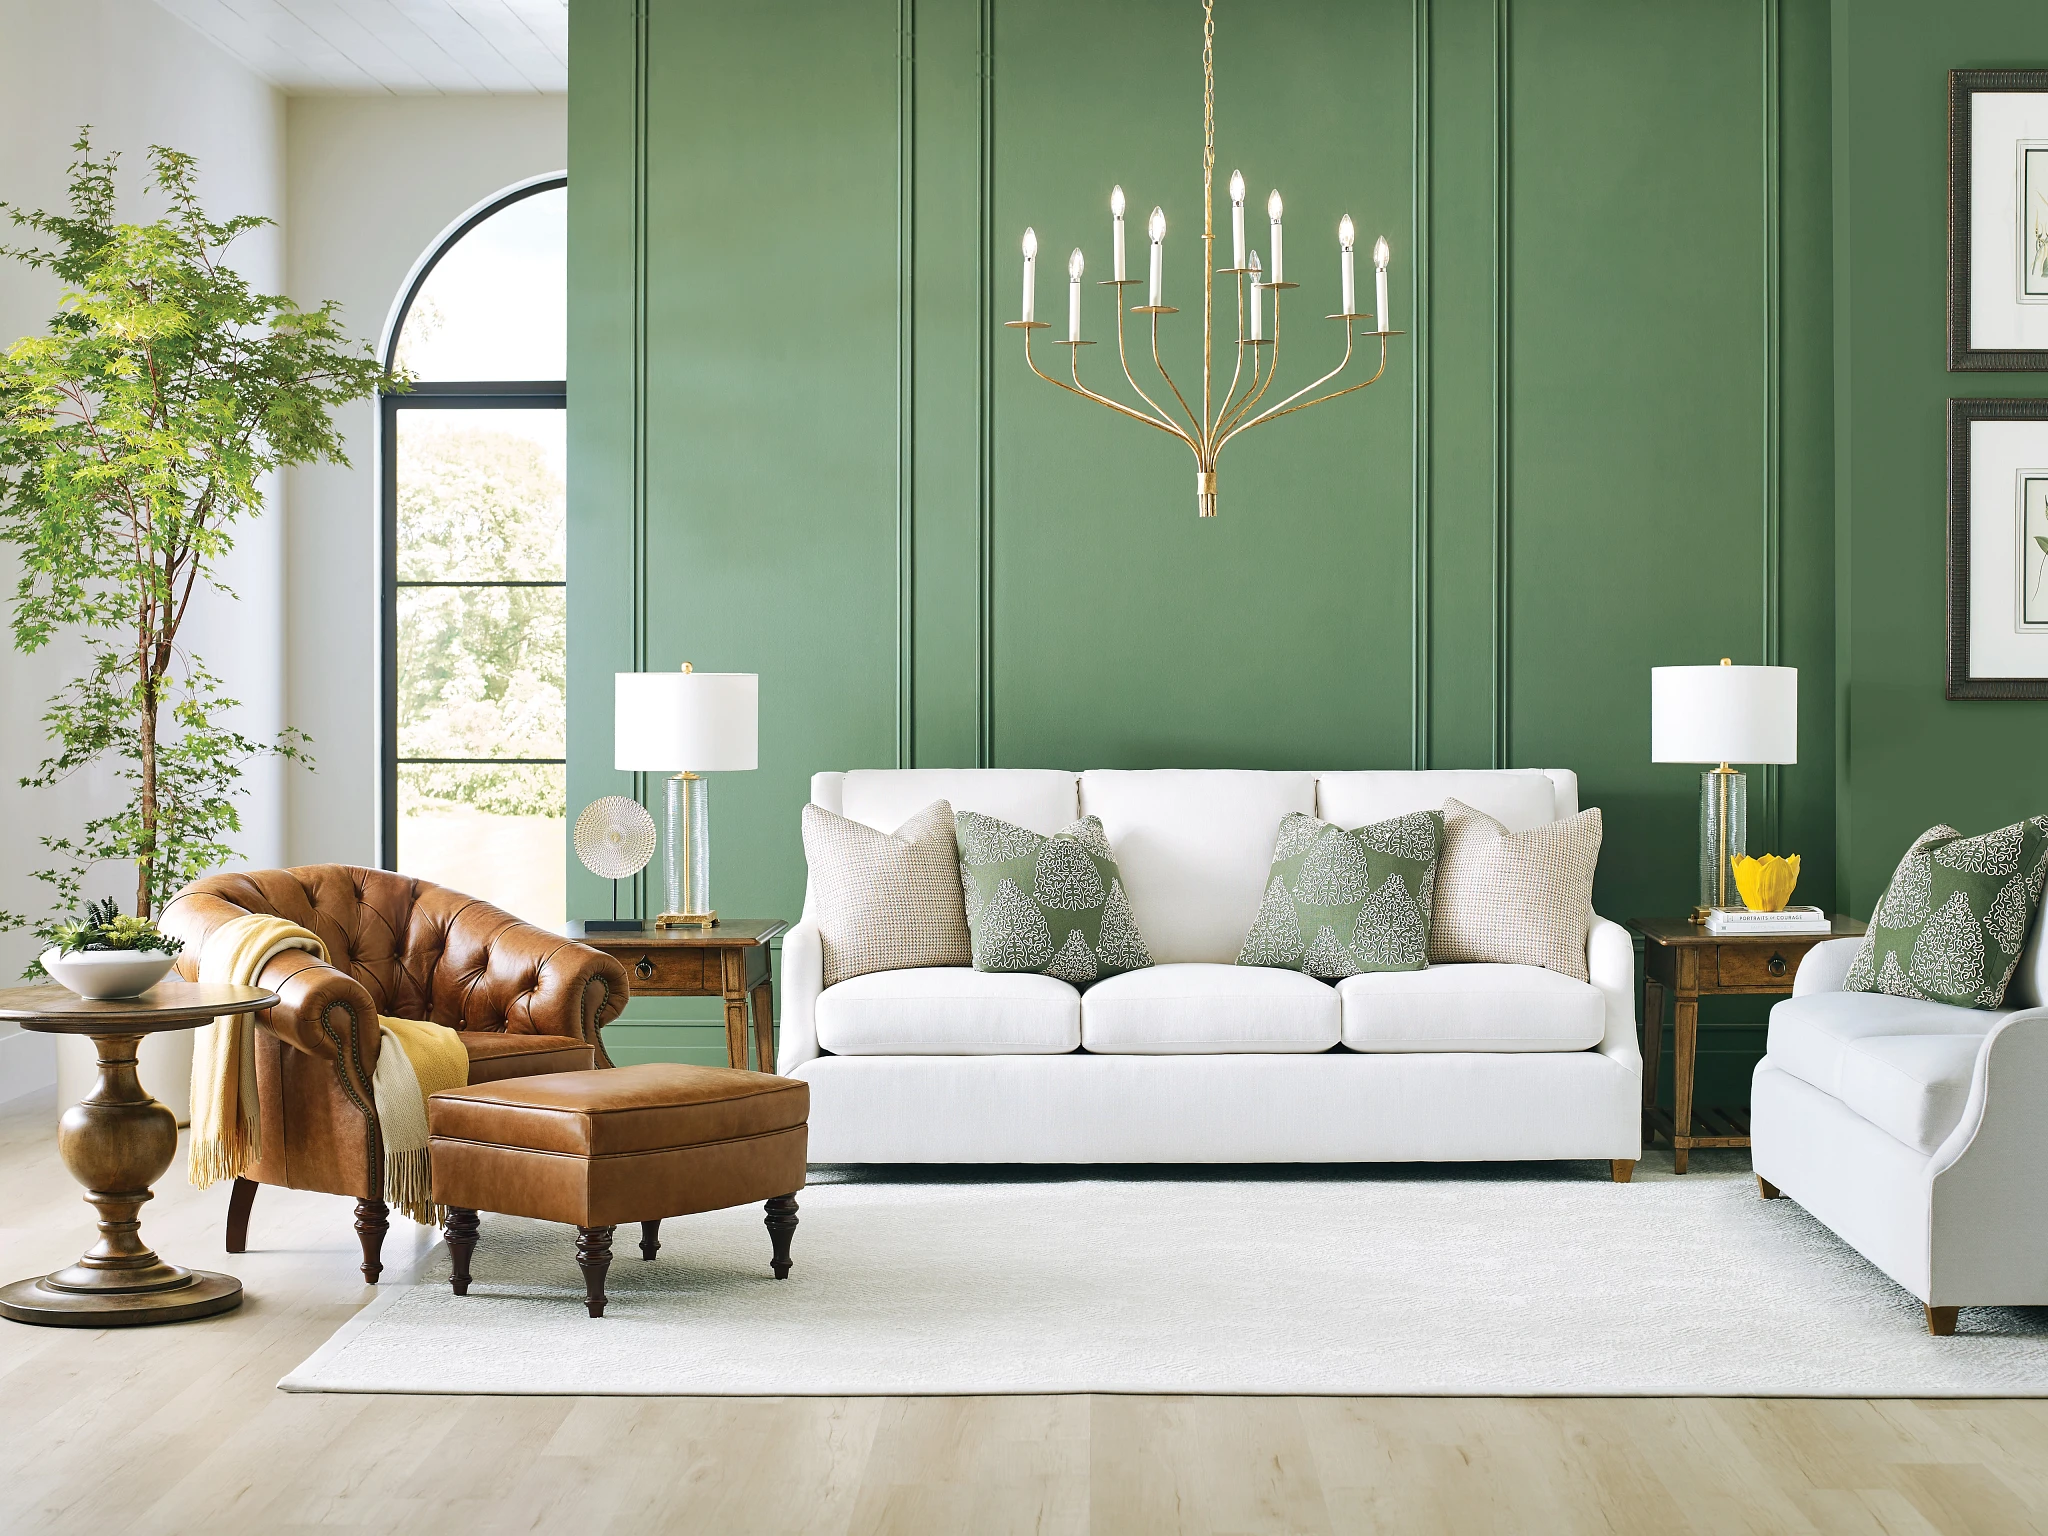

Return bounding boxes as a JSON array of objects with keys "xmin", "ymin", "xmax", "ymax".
[{"xmin": 681, "ymin": 661, "xmax": 694, "ymax": 674}]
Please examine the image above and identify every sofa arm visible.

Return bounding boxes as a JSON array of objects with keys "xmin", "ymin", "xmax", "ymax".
[
  {"xmin": 777, "ymin": 921, "xmax": 823, "ymax": 1073},
  {"xmin": 1925, "ymin": 1010, "xmax": 2048, "ymax": 1300},
  {"xmin": 1792, "ymin": 935, "xmax": 1864, "ymax": 996},
  {"xmin": 1587, "ymin": 913, "xmax": 1640, "ymax": 1069}
]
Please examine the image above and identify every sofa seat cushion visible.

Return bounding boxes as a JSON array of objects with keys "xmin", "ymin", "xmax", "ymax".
[
  {"xmin": 1765, "ymin": 992, "xmax": 2003, "ymax": 1153},
  {"xmin": 1336, "ymin": 964, "xmax": 1605, "ymax": 1052},
  {"xmin": 461, "ymin": 1032, "xmax": 597, "ymax": 1084},
  {"xmin": 815, "ymin": 967, "xmax": 1080, "ymax": 1055},
  {"xmin": 1080, "ymin": 963, "xmax": 1340, "ymax": 1054}
]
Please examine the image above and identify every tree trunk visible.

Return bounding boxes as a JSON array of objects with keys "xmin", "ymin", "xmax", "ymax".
[{"xmin": 136, "ymin": 674, "xmax": 158, "ymax": 921}]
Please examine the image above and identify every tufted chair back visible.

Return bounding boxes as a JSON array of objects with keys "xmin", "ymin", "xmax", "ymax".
[{"xmin": 169, "ymin": 864, "xmax": 595, "ymax": 1035}]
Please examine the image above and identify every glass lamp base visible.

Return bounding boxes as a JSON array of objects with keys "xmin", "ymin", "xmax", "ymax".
[
  {"xmin": 1695, "ymin": 766, "xmax": 1748, "ymax": 918},
  {"xmin": 658, "ymin": 772, "xmax": 716, "ymax": 927}
]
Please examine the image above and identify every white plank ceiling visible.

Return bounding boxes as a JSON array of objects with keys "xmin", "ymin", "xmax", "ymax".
[{"xmin": 149, "ymin": 0, "xmax": 567, "ymax": 93}]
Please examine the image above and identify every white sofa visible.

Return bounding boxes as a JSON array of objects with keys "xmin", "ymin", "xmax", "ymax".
[
  {"xmin": 778, "ymin": 768, "xmax": 1642, "ymax": 1173},
  {"xmin": 1751, "ymin": 925, "xmax": 2048, "ymax": 1333}
]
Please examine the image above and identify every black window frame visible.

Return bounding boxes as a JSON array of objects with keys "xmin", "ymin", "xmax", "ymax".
[{"xmin": 379, "ymin": 176, "xmax": 568, "ymax": 871}]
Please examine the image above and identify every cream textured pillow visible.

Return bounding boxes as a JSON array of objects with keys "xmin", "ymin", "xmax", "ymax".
[
  {"xmin": 801, "ymin": 799, "xmax": 972, "ymax": 987},
  {"xmin": 1428, "ymin": 797, "xmax": 1603, "ymax": 981}
]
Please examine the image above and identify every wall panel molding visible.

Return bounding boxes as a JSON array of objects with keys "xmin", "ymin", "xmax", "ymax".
[
  {"xmin": 897, "ymin": 0, "xmax": 916, "ymax": 766},
  {"xmin": 1492, "ymin": 0, "xmax": 1511, "ymax": 769},
  {"xmin": 1760, "ymin": 0, "xmax": 1784, "ymax": 852},
  {"xmin": 1411, "ymin": 0, "xmax": 1433, "ymax": 770},
  {"xmin": 975, "ymin": 0, "xmax": 996, "ymax": 767}
]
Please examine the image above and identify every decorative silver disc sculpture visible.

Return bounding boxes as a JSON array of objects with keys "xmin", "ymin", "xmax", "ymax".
[{"xmin": 574, "ymin": 795, "xmax": 657, "ymax": 929}]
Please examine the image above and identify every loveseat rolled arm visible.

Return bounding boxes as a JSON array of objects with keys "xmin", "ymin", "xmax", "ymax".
[
  {"xmin": 778, "ymin": 920, "xmax": 824, "ymax": 1073},
  {"xmin": 1586, "ymin": 913, "xmax": 1640, "ymax": 1069},
  {"xmin": 1792, "ymin": 935, "xmax": 1864, "ymax": 996}
]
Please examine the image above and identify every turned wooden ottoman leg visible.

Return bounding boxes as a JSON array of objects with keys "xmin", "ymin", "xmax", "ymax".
[
  {"xmin": 640, "ymin": 1220, "xmax": 661, "ymax": 1261},
  {"xmin": 444, "ymin": 1207, "xmax": 480, "ymax": 1295},
  {"xmin": 577, "ymin": 1226, "xmax": 615, "ymax": 1317},
  {"xmin": 765, "ymin": 1194, "xmax": 799, "ymax": 1279},
  {"xmin": 355, "ymin": 1198, "xmax": 389, "ymax": 1284}
]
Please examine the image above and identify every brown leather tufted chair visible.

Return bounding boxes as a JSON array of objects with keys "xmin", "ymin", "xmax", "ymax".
[{"xmin": 161, "ymin": 865, "xmax": 630, "ymax": 1282}]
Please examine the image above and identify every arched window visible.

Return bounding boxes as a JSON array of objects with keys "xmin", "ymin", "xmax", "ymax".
[{"xmin": 381, "ymin": 176, "xmax": 566, "ymax": 926}]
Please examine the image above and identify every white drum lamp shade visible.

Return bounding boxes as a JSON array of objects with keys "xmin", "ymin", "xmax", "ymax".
[
  {"xmin": 1651, "ymin": 661, "xmax": 1796, "ymax": 918},
  {"xmin": 614, "ymin": 671, "xmax": 758, "ymax": 772},
  {"xmin": 1651, "ymin": 664, "xmax": 1797, "ymax": 766},
  {"xmin": 613, "ymin": 668, "xmax": 758, "ymax": 928}
]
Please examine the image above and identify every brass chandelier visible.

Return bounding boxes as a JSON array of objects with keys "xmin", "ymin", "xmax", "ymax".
[{"xmin": 1007, "ymin": 0, "xmax": 1402, "ymax": 518}]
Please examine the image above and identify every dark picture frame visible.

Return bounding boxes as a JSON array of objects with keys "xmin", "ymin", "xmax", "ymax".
[
  {"xmin": 1947, "ymin": 396, "xmax": 2048, "ymax": 698},
  {"xmin": 1948, "ymin": 69, "xmax": 2048, "ymax": 372}
]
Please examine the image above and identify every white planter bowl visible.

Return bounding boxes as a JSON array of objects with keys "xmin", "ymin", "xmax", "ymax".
[{"xmin": 39, "ymin": 947, "xmax": 178, "ymax": 1001}]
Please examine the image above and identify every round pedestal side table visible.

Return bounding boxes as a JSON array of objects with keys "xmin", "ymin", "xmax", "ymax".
[{"xmin": 0, "ymin": 980, "xmax": 276, "ymax": 1327}]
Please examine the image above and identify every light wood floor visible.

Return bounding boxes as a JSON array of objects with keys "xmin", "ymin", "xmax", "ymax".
[{"xmin": 2, "ymin": 1093, "xmax": 2045, "ymax": 1535}]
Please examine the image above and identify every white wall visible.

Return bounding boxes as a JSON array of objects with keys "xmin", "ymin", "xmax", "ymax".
[
  {"xmin": 0, "ymin": 0, "xmax": 285, "ymax": 1103},
  {"xmin": 283, "ymin": 94, "xmax": 567, "ymax": 868}
]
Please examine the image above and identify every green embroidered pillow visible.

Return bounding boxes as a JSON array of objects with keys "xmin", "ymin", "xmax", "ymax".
[
  {"xmin": 1845, "ymin": 817, "xmax": 2048, "ymax": 1008},
  {"xmin": 956, "ymin": 810, "xmax": 1153, "ymax": 985},
  {"xmin": 1238, "ymin": 810, "xmax": 1444, "ymax": 979}
]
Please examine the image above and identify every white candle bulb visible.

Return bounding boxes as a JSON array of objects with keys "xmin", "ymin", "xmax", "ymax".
[
  {"xmin": 1229, "ymin": 170, "xmax": 1246, "ymax": 268},
  {"xmin": 1373, "ymin": 235, "xmax": 1391, "ymax": 333},
  {"xmin": 1068, "ymin": 247, "xmax": 1085, "ymax": 340},
  {"xmin": 1267, "ymin": 189, "xmax": 1284, "ymax": 283},
  {"xmin": 1147, "ymin": 206, "xmax": 1166, "ymax": 307},
  {"xmin": 1111, "ymin": 185, "xmax": 1127, "ymax": 282},
  {"xmin": 1021, "ymin": 227, "xmax": 1038, "ymax": 323},
  {"xmin": 1247, "ymin": 251, "xmax": 1263, "ymax": 342},
  {"xmin": 1338, "ymin": 215, "xmax": 1357, "ymax": 315}
]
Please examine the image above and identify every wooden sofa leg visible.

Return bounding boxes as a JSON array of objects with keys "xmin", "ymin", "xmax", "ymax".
[
  {"xmin": 1926, "ymin": 1304, "xmax": 1959, "ymax": 1337},
  {"xmin": 444, "ymin": 1207, "xmax": 480, "ymax": 1296},
  {"xmin": 765, "ymin": 1194, "xmax": 799, "ymax": 1278},
  {"xmin": 1758, "ymin": 1175, "xmax": 1782, "ymax": 1200},
  {"xmin": 577, "ymin": 1226, "xmax": 615, "ymax": 1317},
  {"xmin": 355, "ymin": 1198, "xmax": 389, "ymax": 1285},
  {"xmin": 225, "ymin": 1177, "xmax": 258, "ymax": 1253},
  {"xmin": 640, "ymin": 1219, "xmax": 661, "ymax": 1261},
  {"xmin": 1610, "ymin": 1159, "xmax": 1635, "ymax": 1184}
]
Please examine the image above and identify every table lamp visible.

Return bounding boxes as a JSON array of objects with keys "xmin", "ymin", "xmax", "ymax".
[
  {"xmin": 1650, "ymin": 659, "xmax": 1797, "ymax": 921},
  {"xmin": 614, "ymin": 664, "xmax": 758, "ymax": 928}
]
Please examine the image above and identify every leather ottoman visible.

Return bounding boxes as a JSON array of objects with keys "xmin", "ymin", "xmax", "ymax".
[{"xmin": 427, "ymin": 1063, "xmax": 809, "ymax": 1317}]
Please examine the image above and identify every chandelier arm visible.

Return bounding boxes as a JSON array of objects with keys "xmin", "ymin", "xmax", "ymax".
[
  {"xmin": 1112, "ymin": 300, "xmax": 1193, "ymax": 440},
  {"xmin": 1208, "ymin": 270, "xmax": 1252, "ymax": 447},
  {"xmin": 1025, "ymin": 331, "xmax": 1194, "ymax": 443},
  {"xmin": 1201, "ymin": 0, "xmax": 1215, "ymax": 445},
  {"xmin": 1217, "ymin": 290, "xmax": 1285, "ymax": 437},
  {"xmin": 1147, "ymin": 316, "xmax": 1206, "ymax": 443},
  {"xmin": 1220, "ymin": 330, "xmax": 1388, "ymax": 448}
]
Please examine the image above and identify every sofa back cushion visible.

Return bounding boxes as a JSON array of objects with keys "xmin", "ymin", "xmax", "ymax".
[
  {"xmin": 1316, "ymin": 770, "xmax": 1568, "ymax": 832},
  {"xmin": 1080, "ymin": 770, "xmax": 1317, "ymax": 963},
  {"xmin": 829, "ymin": 769, "xmax": 1078, "ymax": 835}
]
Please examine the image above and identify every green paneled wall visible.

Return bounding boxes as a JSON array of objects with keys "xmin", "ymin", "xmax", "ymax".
[
  {"xmin": 1830, "ymin": 0, "xmax": 2048, "ymax": 913},
  {"xmin": 569, "ymin": 0, "xmax": 1843, "ymax": 1072}
]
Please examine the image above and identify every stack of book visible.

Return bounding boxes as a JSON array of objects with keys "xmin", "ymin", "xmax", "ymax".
[{"xmin": 1703, "ymin": 905, "xmax": 1831, "ymax": 936}]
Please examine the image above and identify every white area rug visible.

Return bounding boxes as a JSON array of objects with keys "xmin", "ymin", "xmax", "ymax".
[{"xmin": 282, "ymin": 1160, "xmax": 2048, "ymax": 1396}]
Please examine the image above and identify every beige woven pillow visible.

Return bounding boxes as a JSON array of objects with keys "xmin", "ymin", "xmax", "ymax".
[
  {"xmin": 1428, "ymin": 797, "xmax": 1603, "ymax": 981},
  {"xmin": 802, "ymin": 799, "xmax": 972, "ymax": 987}
]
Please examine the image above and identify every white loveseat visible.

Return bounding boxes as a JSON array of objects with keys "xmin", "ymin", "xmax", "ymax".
[
  {"xmin": 1751, "ymin": 926, "xmax": 2048, "ymax": 1332},
  {"xmin": 778, "ymin": 768, "xmax": 1642, "ymax": 1172}
]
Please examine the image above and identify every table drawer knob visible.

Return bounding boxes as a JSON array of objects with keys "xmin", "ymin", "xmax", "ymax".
[{"xmin": 1767, "ymin": 953, "xmax": 1787, "ymax": 978}]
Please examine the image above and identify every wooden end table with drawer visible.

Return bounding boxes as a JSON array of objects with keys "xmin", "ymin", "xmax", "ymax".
[
  {"xmin": 567, "ymin": 919, "xmax": 789, "ymax": 1072},
  {"xmin": 1629, "ymin": 917, "xmax": 1867, "ymax": 1173}
]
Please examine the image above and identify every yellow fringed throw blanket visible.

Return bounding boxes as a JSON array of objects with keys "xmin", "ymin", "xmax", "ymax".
[{"xmin": 188, "ymin": 913, "xmax": 468, "ymax": 1224}]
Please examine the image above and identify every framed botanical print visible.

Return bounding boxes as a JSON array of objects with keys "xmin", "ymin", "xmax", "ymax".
[
  {"xmin": 1948, "ymin": 397, "xmax": 2048, "ymax": 698},
  {"xmin": 1949, "ymin": 70, "xmax": 2048, "ymax": 371}
]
